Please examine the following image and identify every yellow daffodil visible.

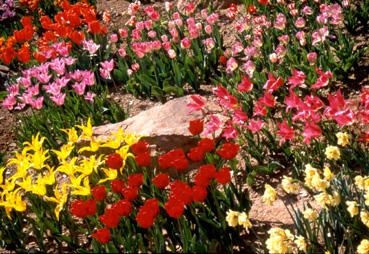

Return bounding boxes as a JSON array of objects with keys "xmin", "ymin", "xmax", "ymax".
[
  {"xmin": 61, "ymin": 127, "xmax": 79, "ymax": 144},
  {"xmin": 0, "ymin": 188, "xmax": 27, "ymax": 218},
  {"xmin": 304, "ymin": 164, "xmax": 319, "ymax": 188},
  {"xmin": 346, "ymin": 201, "xmax": 359, "ymax": 217},
  {"xmin": 357, "ymin": 239, "xmax": 369, "ymax": 254},
  {"xmin": 52, "ymin": 143, "xmax": 75, "ymax": 162},
  {"xmin": 76, "ymin": 118, "xmax": 93, "ymax": 139},
  {"xmin": 294, "ymin": 235, "xmax": 307, "ymax": 253},
  {"xmin": 262, "ymin": 184, "xmax": 277, "ymax": 205},
  {"xmin": 302, "ymin": 208, "xmax": 319, "ymax": 222},
  {"xmin": 237, "ymin": 212, "xmax": 252, "ymax": 233},
  {"xmin": 323, "ymin": 166, "xmax": 334, "ymax": 181},
  {"xmin": 266, "ymin": 227, "xmax": 294, "ymax": 254},
  {"xmin": 226, "ymin": 210, "xmax": 239, "ymax": 227},
  {"xmin": 336, "ymin": 132, "xmax": 350, "ymax": 147},
  {"xmin": 325, "ymin": 146, "xmax": 341, "ymax": 160},
  {"xmin": 45, "ymin": 184, "xmax": 69, "ymax": 220},
  {"xmin": 281, "ymin": 176, "xmax": 300, "ymax": 194},
  {"xmin": 361, "ymin": 210, "xmax": 369, "ymax": 228},
  {"xmin": 97, "ymin": 167, "xmax": 118, "ymax": 184}
]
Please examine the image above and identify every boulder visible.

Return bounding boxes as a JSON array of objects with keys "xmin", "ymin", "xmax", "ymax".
[{"xmin": 93, "ymin": 95, "xmax": 221, "ymax": 153}]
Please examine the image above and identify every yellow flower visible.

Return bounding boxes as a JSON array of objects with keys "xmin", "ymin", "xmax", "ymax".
[
  {"xmin": 355, "ymin": 176, "xmax": 365, "ymax": 191},
  {"xmin": 76, "ymin": 118, "xmax": 93, "ymax": 139},
  {"xmin": 7, "ymin": 151, "xmax": 31, "ymax": 179},
  {"xmin": 116, "ymin": 145, "xmax": 134, "ymax": 174},
  {"xmin": 331, "ymin": 191, "xmax": 341, "ymax": 207},
  {"xmin": 311, "ymin": 173, "xmax": 329, "ymax": 192},
  {"xmin": 29, "ymin": 149, "xmax": 49, "ymax": 170},
  {"xmin": 75, "ymin": 155, "xmax": 103, "ymax": 176},
  {"xmin": 302, "ymin": 208, "xmax": 319, "ymax": 222},
  {"xmin": 346, "ymin": 201, "xmax": 359, "ymax": 217},
  {"xmin": 266, "ymin": 227, "xmax": 294, "ymax": 254},
  {"xmin": 281, "ymin": 176, "xmax": 300, "ymax": 194},
  {"xmin": 357, "ymin": 239, "xmax": 369, "ymax": 254},
  {"xmin": 56, "ymin": 157, "xmax": 78, "ymax": 176},
  {"xmin": 314, "ymin": 192, "xmax": 331, "ymax": 208},
  {"xmin": 45, "ymin": 184, "xmax": 69, "ymax": 221},
  {"xmin": 226, "ymin": 210, "xmax": 239, "ymax": 227},
  {"xmin": 97, "ymin": 167, "xmax": 118, "ymax": 184},
  {"xmin": 237, "ymin": 212, "xmax": 252, "ymax": 233},
  {"xmin": 294, "ymin": 235, "xmax": 307, "ymax": 253},
  {"xmin": 52, "ymin": 143, "xmax": 74, "ymax": 162},
  {"xmin": 336, "ymin": 132, "xmax": 350, "ymax": 147},
  {"xmin": 70, "ymin": 175, "xmax": 90, "ymax": 196},
  {"xmin": 0, "ymin": 188, "xmax": 27, "ymax": 218},
  {"xmin": 323, "ymin": 166, "xmax": 334, "ymax": 181},
  {"xmin": 22, "ymin": 133, "xmax": 45, "ymax": 153},
  {"xmin": 304, "ymin": 164, "xmax": 319, "ymax": 189},
  {"xmin": 325, "ymin": 146, "xmax": 340, "ymax": 160},
  {"xmin": 262, "ymin": 184, "xmax": 277, "ymax": 205},
  {"xmin": 0, "ymin": 166, "xmax": 5, "ymax": 184},
  {"xmin": 61, "ymin": 127, "xmax": 79, "ymax": 144},
  {"xmin": 361, "ymin": 210, "xmax": 369, "ymax": 228},
  {"xmin": 78, "ymin": 138, "xmax": 102, "ymax": 153}
]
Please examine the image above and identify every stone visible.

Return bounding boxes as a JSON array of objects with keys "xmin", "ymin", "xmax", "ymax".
[{"xmin": 93, "ymin": 95, "xmax": 215, "ymax": 153}]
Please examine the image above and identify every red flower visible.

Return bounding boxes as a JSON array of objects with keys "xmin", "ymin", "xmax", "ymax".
[
  {"xmin": 158, "ymin": 149, "xmax": 189, "ymax": 172},
  {"xmin": 189, "ymin": 119, "xmax": 204, "ymax": 136},
  {"xmin": 152, "ymin": 173, "xmax": 170, "ymax": 189},
  {"xmin": 169, "ymin": 181, "xmax": 192, "ymax": 205},
  {"xmin": 194, "ymin": 164, "xmax": 216, "ymax": 187},
  {"xmin": 88, "ymin": 20, "xmax": 102, "ymax": 34},
  {"xmin": 70, "ymin": 199, "xmax": 96, "ymax": 218},
  {"xmin": 215, "ymin": 167, "xmax": 231, "ymax": 184},
  {"xmin": 198, "ymin": 138, "xmax": 215, "ymax": 153},
  {"xmin": 164, "ymin": 198, "xmax": 185, "ymax": 219},
  {"xmin": 91, "ymin": 185, "xmax": 106, "ymax": 201},
  {"xmin": 192, "ymin": 186, "xmax": 207, "ymax": 202},
  {"xmin": 187, "ymin": 146, "xmax": 205, "ymax": 162},
  {"xmin": 92, "ymin": 228, "xmax": 110, "ymax": 244},
  {"xmin": 258, "ymin": 0, "xmax": 269, "ymax": 5},
  {"xmin": 85, "ymin": 199, "xmax": 97, "ymax": 216},
  {"xmin": 69, "ymin": 30, "xmax": 84, "ymax": 45},
  {"xmin": 111, "ymin": 179, "xmax": 124, "ymax": 193},
  {"xmin": 135, "ymin": 152, "xmax": 151, "ymax": 167},
  {"xmin": 106, "ymin": 153, "xmax": 123, "ymax": 170},
  {"xmin": 216, "ymin": 142, "xmax": 240, "ymax": 160},
  {"xmin": 136, "ymin": 199, "xmax": 159, "ymax": 228},
  {"xmin": 121, "ymin": 186, "xmax": 139, "ymax": 201},
  {"xmin": 17, "ymin": 46, "xmax": 31, "ymax": 64},
  {"xmin": 219, "ymin": 55, "xmax": 227, "ymax": 66},
  {"xmin": 247, "ymin": 4, "xmax": 257, "ymax": 14},
  {"xmin": 131, "ymin": 140, "xmax": 149, "ymax": 155},
  {"xmin": 128, "ymin": 173, "xmax": 144, "ymax": 187},
  {"xmin": 100, "ymin": 208, "xmax": 121, "ymax": 228},
  {"xmin": 112, "ymin": 200, "xmax": 132, "ymax": 217}
]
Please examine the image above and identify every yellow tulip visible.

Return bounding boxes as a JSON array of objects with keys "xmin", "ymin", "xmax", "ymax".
[
  {"xmin": 76, "ymin": 155, "xmax": 103, "ymax": 176},
  {"xmin": 70, "ymin": 175, "xmax": 90, "ymax": 196},
  {"xmin": 29, "ymin": 149, "xmax": 49, "ymax": 170},
  {"xmin": 56, "ymin": 157, "xmax": 78, "ymax": 176},
  {"xmin": 61, "ymin": 127, "xmax": 79, "ymax": 144},
  {"xmin": 45, "ymin": 184, "xmax": 69, "ymax": 220},
  {"xmin": 98, "ymin": 167, "xmax": 118, "ymax": 184},
  {"xmin": 76, "ymin": 118, "xmax": 93, "ymax": 139},
  {"xmin": 78, "ymin": 138, "xmax": 102, "ymax": 153},
  {"xmin": 23, "ymin": 133, "xmax": 45, "ymax": 153},
  {"xmin": 52, "ymin": 143, "xmax": 74, "ymax": 162}
]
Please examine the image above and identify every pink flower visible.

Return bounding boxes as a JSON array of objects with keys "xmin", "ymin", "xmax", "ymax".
[
  {"xmin": 307, "ymin": 52, "xmax": 318, "ymax": 64},
  {"xmin": 110, "ymin": 34, "xmax": 118, "ymax": 43},
  {"xmin": 222, "ymin": 122, "xmax": 238, "ymax": 140},
  {"xmin": 2, "ymin": 95, "xmax": 17, "ymax": 110},
  {"xmin": 49, "ymin": 58, "xmax": 66, "ymax": 76},
  {"xmin": 311, "ymin": 69, "xmax": 332, "ymax": 90},
  {"xmin": 226, "ymin": 57, "xmax": 238, "ymax": 73},
  {"xmin": 72, "ymin": 82, "xmax": 86, "ymax": 95},
  {"xmin": 276, "ymin": 120, "xmax": 294, "ymax": 145},
  {"xmin": 263, "ymin": 73, "xmax": 284, "ymax": 92},
  {"xmin": 259, "ymin": 92, "xmax": 276, "ymax": 108},
  {"xmin": 243, "ymin": 60, "xmax": 255, "ymax": 77},
  {"xmin": 237, "ymin": 76, "xmax": 253, "ymax": 92},
  {"xmin": 187, "ymin": 95, "xmax": 206, "ymax": 113},
  {"xmin": 180, "ymin": 37, "xmax": 191, "ymax": 49},
  {"xmin": 312, "ymin": 26, "xmax": 329, "ymax": 46},
  {"xmin": 303, "ymin": 121, "xmax": 322, "ymax": 144},
  {"xmin": 246, "ymin": 119, "xmax": 264, "ymax": 133},
  {"xmin": 82, "ymin": 39, "xmax": 100, "ymax": 55},
  {"xmin": 84, "ymin": 92, "xmax": 96, "ymax": 102},
  {"xmin": 31, "ymin": 96, "xmax": 44, "ymax": 110},
  {"xmin": 288, "ymin": 69, "xmax": 306, "ymax": 88},
  {"xmin": 204, "ymin": 114, "xmax": 222, "ymax": 136},
  {"xmin": 274, "ymin": 13, "xmax": 287, "ymax": 30},
  {"xmin": 233, "ymin": 109, "xmax": 248, "ymax": 125},
  {"xmin": 99, "ymin": 60, "xmax": 114, "ymax": 79},
  {"xmin": 50, "ymin": 93, "xmax": 66, "ymax": 106}
]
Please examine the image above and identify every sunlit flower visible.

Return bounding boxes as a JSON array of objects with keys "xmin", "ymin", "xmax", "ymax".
[
  {"xmin": 266, "ymin": 227, "xmax": 294, "ymax": 254},
  {"xmin": 281, "ymin": 176, "xmax": 300, "ymax": 194},
  {"xmin": 262, "ymin": 184, "xmax": 277, "ymax": 205},
  {"xmin": 357, "ymin": 239, "xmax": 369, "ymax": 254},
  {"xmin": 302, "ymin": 208, "xmax": 319, "ymax": 222},
  {"xmin": 294, "ymin": 235, "xmax": 307, "ymax": 253},
  {"xmin": 346, "ymin": 201, "xmax": 359, "ymax": 217},
  {"xmin": 325, "ymin": 146, "xmax": 341, "ymax": 160},
  {"xmin": 226, "ymin": 210, "xmax": 239, "ymax": 227},
  {"xmin": 336, "ymin": 132, "xmax": 350, "ymax": 147},
  {"xmin": 238, "ymin": 212, "xmax": 252, "ymax": 233}
]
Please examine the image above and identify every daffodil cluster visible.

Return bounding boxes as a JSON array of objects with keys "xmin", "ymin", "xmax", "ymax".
[
  {"xmin": 0, "ymin": 119, "xmax": 140, "ymax": 219},
  {"xmin": 266, "ymin": 227, "xmax": 307, "ymax": 254},
  {"xmin": 225, "ymin": 210, "xmax": 252, "ymax": 233}
]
